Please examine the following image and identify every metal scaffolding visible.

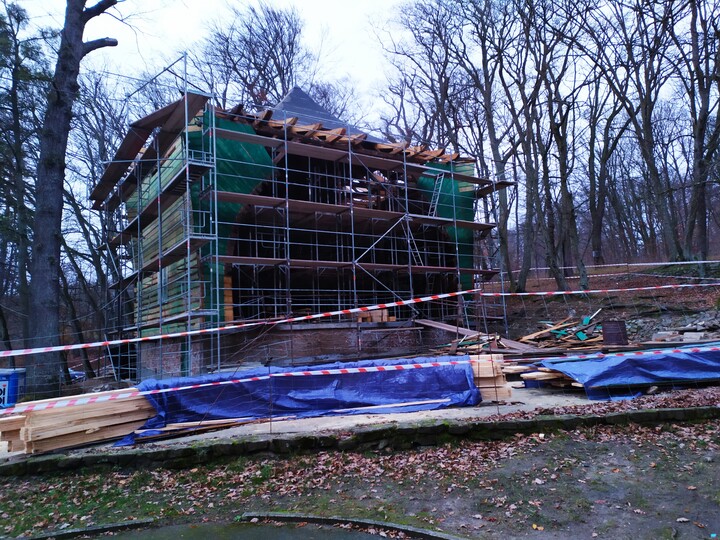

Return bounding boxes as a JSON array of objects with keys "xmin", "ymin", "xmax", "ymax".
[{"xmin": 90, "ymin": 87, "xmax": 510, "ymax": 380}]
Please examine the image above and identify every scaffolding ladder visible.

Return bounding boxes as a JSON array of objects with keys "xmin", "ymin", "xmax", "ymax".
[{"xmin": 428, "ymin": 172, "xmax": 445, "ymax": 217}]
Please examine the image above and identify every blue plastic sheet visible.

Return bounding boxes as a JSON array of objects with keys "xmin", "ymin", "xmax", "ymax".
[
  {"xmin": 117, "ymin": 355, "xmax": 480, "ymax": 445},
  {"xmin": 537, "ymin": 345, "xmax": 720, "ymax": 400}
]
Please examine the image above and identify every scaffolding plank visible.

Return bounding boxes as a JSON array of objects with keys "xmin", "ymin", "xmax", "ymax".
[
  {"xmin": 214, "ymin": 191, "xmax": 495, "ymax": 231},
  {"xmin": 140, "ymin": 236, "xmax": 210, "ymax": 274},
  {"xmin": 214, "ymin": 126, "xmax": 497, "ymax": 186},
  {"xmin": 214, "ymin": 256, "xmax": 349, "ymax": 269},
  {"xmin": 140, "ymin": 93, "xmax": 209, "ymax": 166},
  {"xmin": 93, "ymin": 92, "xmax": 210, "ymax": 211},
  {"xmin": 476, "ymin": 180, "xmax": 516, "ymax": 197},
  {"xmin": 108, "ymin": 161, "xmax": 212, "ymax": 245},
  {"xmin": 213, "ymin": 256, "xmax": 497, "ymax": 278}
]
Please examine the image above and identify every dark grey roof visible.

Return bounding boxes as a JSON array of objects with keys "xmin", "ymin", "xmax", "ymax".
[{"xmin": 273, "ymin": 87, "xmax": 383, "ymax": 143}]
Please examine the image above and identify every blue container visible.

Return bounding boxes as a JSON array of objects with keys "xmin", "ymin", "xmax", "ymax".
[{"xmin": 0, "ymin": 368, "xmax": 26, "ymax": 407}]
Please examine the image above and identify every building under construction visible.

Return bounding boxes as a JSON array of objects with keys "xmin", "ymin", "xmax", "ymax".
[{"xmin": 90, "ymin": 88, "xmax": 510, "ymax": 380}]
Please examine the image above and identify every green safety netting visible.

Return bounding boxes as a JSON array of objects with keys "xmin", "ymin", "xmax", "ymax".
[{"xmin": 416, "ymin": 162, "xmax": 477, "ymax": 289}]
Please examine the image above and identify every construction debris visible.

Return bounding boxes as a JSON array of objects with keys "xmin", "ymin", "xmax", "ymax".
[
  {"xmin": 0, "ymin": 389, "xmax": 154, "ymax": 455},
  {"xmin": 518, "ymin": 309, "xmax": 608, "ymax": 350},
  {"xmin": 419, "ymin": 319, "xmax": 545, "ymax": 357},
  {"xmin": 520, "ymin": 368, "xmax": 583, "ymax": 389}
]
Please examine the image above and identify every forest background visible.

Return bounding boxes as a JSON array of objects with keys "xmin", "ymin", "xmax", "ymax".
[{"xmin": 1, "ymin": 0, "xmax": 718, "ymax": 395}]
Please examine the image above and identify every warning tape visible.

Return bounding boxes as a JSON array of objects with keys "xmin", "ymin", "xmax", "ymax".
[
  {"xmin": 477, "ymin": 282, "xmax": 720, "ymax": 297},
  {"xmin": 5, "ymin": 343, "xmax": 720, "ymax": 417},
  {"xmin": 0, "ymin": 359, "xmax": 473, "ymax": 416},
  {"xmin": 504, "ymin": 259, "xmax": 720, "ymax": 274},
  {"xmin": 511, "ymin": 271, "xmax": 718, "ymax": 282},
  {"xmin": 0, "ymin": 288, "xmax": 481, "ymax": 360},
  {"xmin": 523, "ymin": 344, "xmax": 720, "ymax": 366},
  {"xmin": 3, "ymin": 282, "xmax": 719, "ymax": 360}
]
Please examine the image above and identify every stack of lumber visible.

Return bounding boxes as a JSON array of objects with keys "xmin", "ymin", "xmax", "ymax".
[
  {"xmin": 357, "ymin": 309, "xmax": 396, "ymax": 323},
  {"xmin": 471, "ymin": 354, "xmax": 512, "ymax": 401},
  {"xmin": 520, "ymin": 367, "xmax": 583, "ymax": 389},
  {"xmin": 0, "ymin": 388, "xmax": 154, "ymax": 455},
  {"xmin": 518, "ymin": 309, "xmax": 605, "ymax": 350}
]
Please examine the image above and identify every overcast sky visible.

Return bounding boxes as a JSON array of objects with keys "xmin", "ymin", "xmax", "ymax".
[{"xmin": 23, "ymin": 0, "xmax": 405, "ymax": 105}]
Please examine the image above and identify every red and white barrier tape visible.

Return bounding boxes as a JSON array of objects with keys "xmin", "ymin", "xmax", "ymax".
[
  {"xmin": 526, "ymin": 344, "xmax": 720, "ymax": 365},
  {"xmin": 3, "ymin": 282, "xmax": 719, "ymax": 361},
  {"xmin": 478, "ymin": 282, "xmax": 720, "ymax": 297},
  {"xmin": 511, "ymin": 271, "xmax": 717, "ymax": 282},
  {"xmin": 4, "ymin": 342, "xmax": 720, "ymax": 416},
  {"xmin": 0, "ymin": 359, "xmax": 473, "ymax": 416},
  {"xmin": 0, "ymin": 288, "xmax": 482, "ymax": 360}
]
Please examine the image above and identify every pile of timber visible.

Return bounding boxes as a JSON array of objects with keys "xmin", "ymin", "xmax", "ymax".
[
  {"xmin": 357, "ymin": 309, "xmax": 396, "ymax": 323},
  {"xmin": 519, "ymin": 367, "xmax": 583, "ymax": 389},
  {"xmin": 416, "ymin": 319, "xmax": 545, "ymax": 358},
  {"xmin": 0, "ymin": 389, "xmax": 154, "ymax": 455},
  {"xmin": 471, "ymin": 354, "xmax": 513, "ymax": 401},
  {"xmin": 518, "ymin": 309, "xmax": 605, "ymax": 350}
]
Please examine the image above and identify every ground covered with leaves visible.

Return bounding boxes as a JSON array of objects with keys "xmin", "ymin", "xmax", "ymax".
[{"xmin": 2, "ymin": 411, "xmax": 720, "ymax": 539}]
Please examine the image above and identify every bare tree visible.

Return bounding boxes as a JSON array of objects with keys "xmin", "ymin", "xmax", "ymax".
[
  {"xmin": 584, "ymin": 76, "xmax": 631, "ymax": 265},
  {"xmin": 0, "ymin": 2, "xmax": 48, "ymax": 350},
  {"xmin": 577, "ymin": 0, "xmax": 684, "ymax": 260},
  {"xmin": 27, "ymin": 0, "xmax": 118, "ymax": 398},
  {"xmin": 456, "ymin": 0, "xmax": 518, "ymax": 290},
  {"xmin": 202, "ymin": 3, "xmax": 315, "ymax": 109},
  {"xmin": 667, "ymin": 0, "xmax": 720, "ymax": 260},
  {"xmin": 187, "ymin": 3, "xmax": 360, "ymax": 120}
]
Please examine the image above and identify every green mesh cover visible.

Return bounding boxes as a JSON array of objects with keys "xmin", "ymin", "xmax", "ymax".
[
  {"xmin": 416, "ymin": 162, "xmax": 477, "ymax": 289},
  {"xmin": 188, "ymin": 114, "xmax": 273, "ymax": 323}
]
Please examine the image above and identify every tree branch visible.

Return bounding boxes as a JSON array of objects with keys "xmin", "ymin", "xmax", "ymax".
[
  {"xmin": 82, "ymin": 0, "xmax": 118, "ymax": 22},
  {"xmin": 82, "ymin": 37, "xmax": 118, "ymax": 57}
]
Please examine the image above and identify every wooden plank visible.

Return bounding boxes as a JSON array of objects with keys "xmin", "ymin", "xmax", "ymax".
[
  {"xmin": 164, "ymin": 417, "xmax": 255, "ymax": 429},
  {"xmin": 472, "ymin": 362, "xmax": 504, "ymax": 379},
  {"xmin": 0, "ymin": 430, "xmax": 23, "ymax": 453},
  {"xmin": 224, "ymin": 275, "xmax": 234, "ymax": 322},
  {"xmin": 332, "ymin": 399, "xmax": 450, "ymax": 413},
  {"xmin": 0, "ymin": 415, "xmax": 27, "ymax": 431},
  {"xmin": 7, "ymin": 388, "xmax": 140, "ymax": 408},
  {"xmin": 25, "ymin": 419, "xmax": 148, "ymax": 454},
  {"xmin": 0, "ymin": 415, "xmax": 27, "ymax": 452},
  {"xmin": 519, "ymin": 318, "xmax": 573, "ymax": 342},
  {"xmin": 474, "ymin": 374, "xmax": 507, "ymax": 387},
  {"xmin": 521, "ymin": 371, "xmax": 568, "ymax": 381},
  {"xmin": 25, "ymin": 396, "xmax": 153, "ymax": 427},
  {"xmin": 22, "ymin": 408, "xmax": 153, "ymax": 442},
  {"xmin": 469, "ymin": 354, "xmax": 505, "ymax": 362},
  {"xmin": 480, "ymin": 385, "xmax": 512, "ymax": 401},
  {"xmin": 416, "ymin": 319, "xmax": 477, "ymax": 337},
  {"xmin": 470, "ymin": 355, "xmax": 504, "ymax": 379},
  {"xmin": 492, "ymin": 337, "xmax": 545, "ymax": 354},
  {"xmin": 502, "ymin": 365, "xmax": 534, "ymax": 374}
]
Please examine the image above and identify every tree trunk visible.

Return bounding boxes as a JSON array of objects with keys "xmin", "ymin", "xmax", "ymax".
[
  {"xmin": 10, "ymin": 43, "xmax": 32, "ymax": 348},
  {"xmin": 0, "ymin": 305, "xmax": 14, "ymax": 368},
  {"xmin": 26, "ymin": 0, "xmax": 117, "ymax": 398}
]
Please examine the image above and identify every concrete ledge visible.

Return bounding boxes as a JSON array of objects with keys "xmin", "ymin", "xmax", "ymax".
[
  {"xmin": 2, "ymin": 405, "xmax": 719, "ymax": 477},
  {"xmin": 27, "ymin": 519, "xmax": 154, "ymax": 540},
  {"xmin": 239, "ymin": 512, "xmax": 469, "ymax": 540}
]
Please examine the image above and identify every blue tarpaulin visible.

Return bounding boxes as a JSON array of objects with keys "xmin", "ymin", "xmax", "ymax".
[
  {"xmin": 117, "ymin": 355, "xmax": 480, "ymax": 445},
  {"xmin": 537, "ymin": 344, "xmax": 720, "ymax": 399}
]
